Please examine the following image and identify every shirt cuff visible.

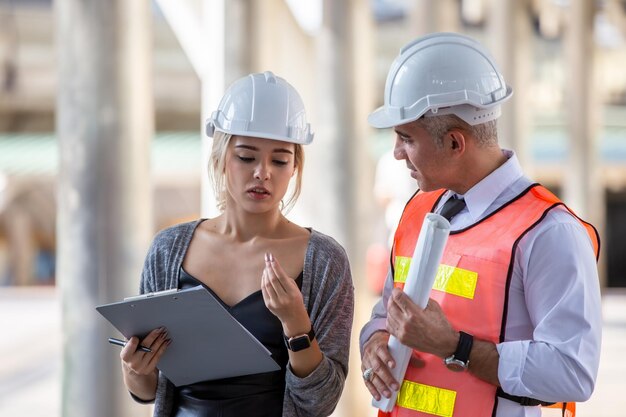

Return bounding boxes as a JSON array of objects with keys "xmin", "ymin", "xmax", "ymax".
[
  {"xmin": 497, "ymin": 340, "xmax": 533, "ymax": 397},
  {"xmin": 359, "ymin": 318, "xmax": 387, "ymax": 355}
]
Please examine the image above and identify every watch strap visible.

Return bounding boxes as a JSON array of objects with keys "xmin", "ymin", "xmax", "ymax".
[
  {"xmin": 452, "ymin": 331, "xmax": 473, "ymax": 363},
  {"xmin": 283, "ymin": 326, "xmax": 316, "ymax": 350}
]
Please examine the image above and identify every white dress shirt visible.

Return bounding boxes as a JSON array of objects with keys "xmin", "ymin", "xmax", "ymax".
[{"xmin": 360, "ymin": 150, "xmax": 602, "ymax": 417}]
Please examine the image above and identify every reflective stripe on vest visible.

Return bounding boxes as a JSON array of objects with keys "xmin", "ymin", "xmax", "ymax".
[
  {"xmin": 395, "ymin": 259, "xmax": 478, "ymax": 300},
  {"xmin": 396, "ymin": 380, "xmax": 456, "ymax": 417},
  {"xmin": 388, "ymin": 184, "xmax": 599, "ymax": 417}
]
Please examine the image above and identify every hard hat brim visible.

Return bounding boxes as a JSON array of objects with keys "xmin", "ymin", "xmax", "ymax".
[
  {"xmin": 367, "ymin": 107, "xmax": 397, "ymax": 129},
  {"xmin": 368, "ymin": 85, "xmax": 513, "ymax": 129},
  {"xmin": 367, "ymin": 106, "xmax": 420, "ymax": 129},
  {"xmin": 213, "ymin": 126, "xmax": 314, "ymax": 145}
]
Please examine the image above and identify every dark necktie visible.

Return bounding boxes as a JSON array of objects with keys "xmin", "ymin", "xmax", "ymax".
[{"xmin": 439, "ymin": 196, "xmax": 466, "ymax": 221}]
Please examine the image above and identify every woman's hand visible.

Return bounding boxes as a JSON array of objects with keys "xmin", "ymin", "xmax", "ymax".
[
  {"xmin": 262, "ymin": 252, "xmax": 323, "ymax": 377},
  {"xmin": 120, "ymin": 327, "xmax": 171, "ymax": 401},
  {"xmin": 261, "ymin": 252, "xmax": 310, "ymax": 337}
]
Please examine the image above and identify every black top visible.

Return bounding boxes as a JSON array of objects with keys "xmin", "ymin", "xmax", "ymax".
[{"xmin": 172, "ymin": 268, "xmax": 303, "ymax": 417}]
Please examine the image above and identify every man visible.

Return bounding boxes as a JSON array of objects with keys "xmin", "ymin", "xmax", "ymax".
[{"xmin": 360, "ymin": 32, "xmax": 601, "ymax": 417}]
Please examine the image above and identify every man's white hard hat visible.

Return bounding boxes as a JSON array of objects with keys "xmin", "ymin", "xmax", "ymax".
[
  {"xmin": 368, "ymin": 32, "xmax": 513, "ymax": 128},
  {"xmin": 206, "ymin": 71, "xmax": 314, "ymax": 145}
]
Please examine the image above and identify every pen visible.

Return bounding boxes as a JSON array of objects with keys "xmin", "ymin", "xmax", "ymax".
[{"xmin": 108, "ymin": 337, "xmax": 152, "ymax": 353}]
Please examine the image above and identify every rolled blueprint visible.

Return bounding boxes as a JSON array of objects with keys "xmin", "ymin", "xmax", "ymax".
[{"xmin": 372, "ymin": 213, "xmax": 451, "ymax": 412}]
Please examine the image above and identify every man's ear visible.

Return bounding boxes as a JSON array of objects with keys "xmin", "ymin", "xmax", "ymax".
[{"xmin": 446, "ymin": 130, "xmax": 466, "ymax": 153}]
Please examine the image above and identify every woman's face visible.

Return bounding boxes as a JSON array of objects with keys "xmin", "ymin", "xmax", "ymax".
[{"xmin": 224, "ymin": 135, "xmax": 296, "ymax": 213}]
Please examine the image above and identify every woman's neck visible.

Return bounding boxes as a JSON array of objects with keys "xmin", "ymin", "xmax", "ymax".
[{"xmin": 217, "ymin": 207, "xmax": 287, "ymax": 242}]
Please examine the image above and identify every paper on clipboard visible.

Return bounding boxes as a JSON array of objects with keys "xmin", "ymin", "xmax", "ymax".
[
  {"xmin": 96, "ymin": 285, "xmax": 280, "ymax": 387},
  {"xmin": 372, "ymin": 213, "xmax": 451, "ymax": 412}
]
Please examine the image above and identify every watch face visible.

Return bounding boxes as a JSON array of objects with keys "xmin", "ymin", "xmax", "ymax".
[
  {"xmin": 288, "ymin": 335, "xmax": 311, "ymax": 352},
  {"xmin": 444, "ymin": 357, "xmax": 468, "ymax": 372}
]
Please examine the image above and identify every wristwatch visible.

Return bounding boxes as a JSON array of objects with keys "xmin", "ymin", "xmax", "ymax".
[
  {"xmin": 444, "ymin": 331, "xmax": 473, "ymax": 372},
  {"xmin": 284, "ymin": 327, "xmax": 316, "ymax": 352}
]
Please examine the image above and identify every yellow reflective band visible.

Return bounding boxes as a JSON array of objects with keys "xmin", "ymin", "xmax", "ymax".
[
  {"xmin": 394, "ymin": 258, "xmax": 477, "ymax": 299},
  {"xmin": 432, "ymin": 264, "xmax": 478, "ymax": 300},
  {"xmin": 396, "ymin": 380, "xmax": 457, "ymax": 417},
  {"xmin": 394, "ymin": 256, "xmax": 412, "ymax": 284}
]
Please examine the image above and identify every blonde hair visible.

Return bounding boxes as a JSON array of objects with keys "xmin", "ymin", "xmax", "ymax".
[{"xmin": 208, "ymin": 131, "xmax": 305, "ymax": 213}]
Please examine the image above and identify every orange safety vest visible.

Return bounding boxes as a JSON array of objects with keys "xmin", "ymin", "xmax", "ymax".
[{"xmin": 380, "ymin": 184, "xmax": 599, "ymax": 417}]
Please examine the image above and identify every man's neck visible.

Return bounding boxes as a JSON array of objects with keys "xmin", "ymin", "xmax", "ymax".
[{"xmin": 451, "ymin": 147, "xmax": 507, "ymax": 195}]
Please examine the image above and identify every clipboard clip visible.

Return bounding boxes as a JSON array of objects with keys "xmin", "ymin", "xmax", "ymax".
[{"xmin": 124, "ymin": 288, "xmax": 179, "ymax": 301}]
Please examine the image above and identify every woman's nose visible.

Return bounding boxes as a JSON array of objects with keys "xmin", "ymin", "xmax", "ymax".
[{"xmin": 254, "ymin": 163, "xmax": 270, "ymax": 180}]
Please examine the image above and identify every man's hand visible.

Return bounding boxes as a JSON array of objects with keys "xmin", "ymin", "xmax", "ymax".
[
  {"xmin": 386, "ymin": 288, "xmax": 458, "ymax": 359},
  {"xmin": 361, "ymin": 331, "xmax": 399, "ymax": 401}
]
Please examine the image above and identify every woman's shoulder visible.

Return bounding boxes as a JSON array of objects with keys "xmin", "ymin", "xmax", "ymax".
[
  {"xmin": 304, "ymin": 229, "xmax": 353, "ymax": 297},
  {"xmin": 149, "ymin": 219, "xmax": 203, "ymax": 251},
  {"xmin": 308, "ymin": 229, "xmax": 349, "ymax": 260}
]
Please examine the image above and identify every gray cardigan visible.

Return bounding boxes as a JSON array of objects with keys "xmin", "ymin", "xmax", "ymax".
[{"xmin": 138, "ymin": 220, "xmax": 354, "ymax": 417}]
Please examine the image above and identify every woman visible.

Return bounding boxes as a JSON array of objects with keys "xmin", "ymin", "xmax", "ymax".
[{"xmin": 119, "ymin": 72, "xmax": 354, "ymax": 417}]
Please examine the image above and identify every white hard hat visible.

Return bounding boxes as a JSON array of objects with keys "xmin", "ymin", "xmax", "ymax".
[
  {"xmin": 206, "ymin": 71, "xmax": 314, "ymax": 145},
  {"xmin": 368, "ymin": 32, "xmax": 513, "ymax": 128}
]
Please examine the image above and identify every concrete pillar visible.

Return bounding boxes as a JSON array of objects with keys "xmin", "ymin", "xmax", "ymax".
[
  {"xmin": 56, "ymin": 0, "xmax": 153, "ymax": 415},
  {"xmin": 4, "ymin": 206, "xmax": 35, "ymax": 285},
  {"xmin": 311, "ymin": 0, "xmax": 355, "ymax": 251},
  {"xmin": 340, "ymin": 4, "xmax": 377, "ymax": 416},
  {"xmin": 0, "ymin": 1, "xmax": 18, "ymax": 93},
  {"xmin": 224, "ymin": 0, "xmax": 252, "ymax": 87},
  {"xmin": 563, "ymin": 1, "xmax": 606, "ymax": 287},
  {"xmin": 200, "ymin": 0, "xmax": 251, "ymax": 217},
  {"xmin": 410, "ymin": 0, "xmax": 460, "ymax": 35},
  {"xmin": 349, "ymin": 0, "xmax": 376, "ymax": 273},
  {"xmin": 488, "ymin": 0, "xmax": 533, "ymax": 169},
  {"xmin": 200, "ymin": 0, "xmax": 225, "ymax": 218}
]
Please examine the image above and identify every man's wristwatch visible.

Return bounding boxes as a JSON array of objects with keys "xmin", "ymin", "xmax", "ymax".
[
  {"xmin": 444, "ymin": 331, "xmax": 473, "ymax": 372},
  {"xmin": 283, "ymin": 327, "xmax": 316, "ymax": 352}
]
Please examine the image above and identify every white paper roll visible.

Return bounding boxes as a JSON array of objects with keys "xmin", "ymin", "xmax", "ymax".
[{"xmin": 372, "ymin": 213, "xmax": 451, "ymax": 412}]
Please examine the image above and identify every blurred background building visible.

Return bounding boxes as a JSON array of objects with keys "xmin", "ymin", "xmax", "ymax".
[{"xmin": 0, "ymin": 0, "xmax": 625, "ymax": 416}]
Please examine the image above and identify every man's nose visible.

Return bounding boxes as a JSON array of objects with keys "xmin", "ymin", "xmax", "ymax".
[{"xmin": 393, "ymin": 141, "xmax": 406, "ymax": 160}]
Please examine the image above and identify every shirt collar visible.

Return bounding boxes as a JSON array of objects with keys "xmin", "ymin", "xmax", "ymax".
[{"xmin": 444, "ymin": 149, "xmax": 522, "ymax": 221}]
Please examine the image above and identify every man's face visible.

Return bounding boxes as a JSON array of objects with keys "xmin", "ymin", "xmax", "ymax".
[{"xmin": 392, "ymin": 120, "xmax": 450, "ymax": 192}]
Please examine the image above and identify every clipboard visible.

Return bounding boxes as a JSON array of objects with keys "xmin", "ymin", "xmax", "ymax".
[{"xmin": 96, "ymin": 285, "xmax": 280, "ymax": 386}]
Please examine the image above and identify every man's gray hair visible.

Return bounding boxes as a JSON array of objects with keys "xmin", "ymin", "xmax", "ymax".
[{"xmin": 419, "ymin": 114, "xmax": 498, "ymax": 148}]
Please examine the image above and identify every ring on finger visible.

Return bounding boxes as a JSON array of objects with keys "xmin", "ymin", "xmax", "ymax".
[{"xmin": 363, "ymin": 367, "xmax": 374, "ymax": 382}]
